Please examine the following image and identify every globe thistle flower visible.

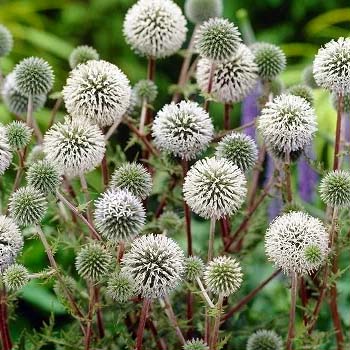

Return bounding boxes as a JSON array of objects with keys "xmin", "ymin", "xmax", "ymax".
[
  {"xmin": 265, "ymin": 211, "xmax": 329, "ymax": 275},
  {"xmin": 1, "ymin": 72, "xmax": 46, "ymax": 115},
  {"xmin": 267, "ymin": 144, "xmax": 303, "ymax": 163},
  {"xmin": 331, "ymin": 92, "xmax": 350, "ymax": 113},
  {"xmin": 26, "ymin": 160, "xmax": 61, "ymax": 195},
  {"xmin": 43, "ymin": 117, "xmax": 105, "ymax": 177},
  {"xmin": 0, "ymin": 131, "xmax": 12, "ymax": 175},
  {"xmin": 126, "ymin": 87, "xmax": 140, "ymax": 117},
  {"xmin": 183, "ymin": 339, "xmax": 209, "ymax": 350},
  {"xmin": 185, "ymin": 0, "xmax": 222, "ymax": 24},
  {"xmin": 250, "ymin": 42, "xmax": 286, "ymax": 80},
  {"xmin": 313, "ymin": 37, "xmax": 350, "ymax": 94},
  {"xmin": 246, "ymin": 330, "xmax": 283, "ymax": 350},
  {"xmin": 5, "ymin": 121, "xmax": 32, "ymax": 150},
  {"xmin": 121, "ymin": 234, "xmax": 185, "ymax": 299},
  {"xmin": 215, "ymin": 132, "xmax": 258, "ymax": 172},
  {"xmin": 258, "ymin": 94, "xmax": 317, "ymax": 153},
  {"xmin": 302, "ymin": 65, "xmax": 318, "ymax": 89},
  {"xmin": 196, "ymin": 44, "xmax": 258, "ymax": 103},
  {"xmin": 184, "ymin": 256, "xmax": 204, "ymax": 281},
  {"xmin": 14, "ymin": 57, "xmax": 54, "ymax": 96},
  {"xmin": 26, "ymin": 144, "xmax": 45, "ymax": 165},
  {"xmin": 0, "ymin": 25, "xmax": 13, "ymax": 57},
  {"xmin": 69, "ymin": 45, "xmax": 99, "ymax": 69},
  {"xmin": 158, "ymin": 211, "xmax": 183, "ymax": 235},
  {"xmin": 183, "ymin": 157, "xmax": 247, "ymax": 219},
  {"xmin": 123, "ymin": 0, "xmax": 187, "ymax": 59},
  {"xmin": 110, "ymin": 163, "xmax": 152, "ymax": 200},
  {"xmin": 9, "ymin": 187, "xmax": 47, "ymax": 227},
  {"xmin": 106, "ymin": 271, "xmax": 136, "ymax": 302},
  {"xmin": 134, "ymin": 80, "xmax": 158, "ymax": 104},
  {"xmin": 75, "ymin": 242, "xmax": 112, "ymax": 281},
  {"xmin": 63, "ymin": 60, "xmax": 131, "ymax": 127},
  {"xmin": 2, "ymin": 264, "xmax": 29, "ymax": 291},
  {"xmin": 152, "ymin": 101, "xmax": 213, "ymax": 160},
  {"xmin": 0, "ymin": 216, "xmax": 23, "ymax": 272},
  {"xmin": 319, "ymin": 170, "xmax": 350, "ymax": 208},
  {"xmin": 287, "ymin": 84, "xmax": 314, "ymax": 105},
  {"xmin": 195, "ymin": 18, "xmax": 241, "ymax": 62}
]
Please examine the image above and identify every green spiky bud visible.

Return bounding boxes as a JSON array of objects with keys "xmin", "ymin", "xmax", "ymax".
[
  {"xmin": 106, "ymin": 271, "xmax": 136, "ymax": 302},
  {"xmin": 246, "ymin": 329, "xmax": 283, "ymax": 350},
  {"xmin": 304, "ymin": 244, "xmax": 323, "ymax": 266},
  {"xmin": 183, "ymin": 339, "xmax": 209, "ymax": 350},
  {"xmin": 5, "ymin": 121, "xmax": 32, "ymax": 150},
  {"xmin": 287, "ymin": 84, "xmax": 314, "ymax": 105},
  {"xmin": 134, "ymin": 79, "xmax": 158, "ymax": 103},
  {"xmin": 2, "ymin": 264, "xmax": 29, "ymax": 291},
  {"xmin": 0, "ymin": 24, "xmax": 13, "ymax": 57},
  {"xmin": 69, "ymin": 45, "xmax": 99, "ymax": 69},
  {"xmin": 158, "ymin": 211, "xmax": 183, "ymax": 235},
  {"xmin": 185, "ymin": 0, "xmax": 222, "ymax": 24},
  {"xmin": 184, "ymin": 256, "xmax": 204, "ymax": 281}
]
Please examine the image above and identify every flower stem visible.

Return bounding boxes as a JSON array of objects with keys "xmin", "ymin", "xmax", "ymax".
[
  {"xmin": 84, "ymin": 283, "xmax": 95, "ymax": 350},
  {"xmin": 101, "ymin": 154, "xmax": 109, "ymax": 188},
  {"xmin": 210, "ymin": 294, "xmax": 224, "ymax": 350},
  {"xmin": 333, "ymin": 94, "xmax": 343, "ymax": 171},
  {"xmin": 208, "ymin": 217, "xmax": 216, "ymax": 262},
  {"xmin": 182, "ymin": 159, "xmax": 192, "ymax": 256},
  {"xmin": 135, "ymin": 298, "xmax": 151, "ymax": 350},
  {"xmin": 284, "ymin": 151, "xmax": 293, "ymax": 204},
  {"xmin": 196, "ymin": 277, "xmax": 215, "ymax": 308},
  {"xmin": 204, "ymin": 63, "xmax": 215, "ymax": 112},
  {"xmin": 26, "ymin": 93, "xmax": 33, "ymax": 128},
  {"xmin": 224, "ymin": 103, "xmax": 232, "ymax": 130},
  {"xmin": 286, "ymin": 271, "xmax": 298, "ymax": 350},
  {"xmin": 0, "ymin": 285, "xmax": 12, "ymax": 350},
  {"xmin": 79, "ymin": 173, "xmax": 93, "ymax": 228}
]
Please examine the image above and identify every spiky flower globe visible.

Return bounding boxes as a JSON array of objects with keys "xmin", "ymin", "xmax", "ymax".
[
  {"xmin": 26, "ymin": 144, "xmax": 45, "ymax": 165},
  {"xmin": 3, "ymin": 264, "xmax": 29, "ymax": 291},
  {"xmin": 246, "ymin": 330, "xmax": 283, "ymax": 350},
  {"xmin": 196, "ymin": 44, "xmax": 258, "ymax": 103},
  {"xmin": 184, "ymin": 256, "xmax": 205, "ymax": 281},
  {"xmin": 0, "ymin": 24, "xmax": 13, "ymax": 57},
  {"xmin": 0, "ymin": 216, "xmax": 23, "ymax": 272},
  {"xmin": 6, "ymin": 121, "xmax": 32, "ymax": 150},
  {"xmin": 183, "ymin": 339, "xmax": 209, "ymax": 350},
  {"xmin": 75, "ymin": 242, "xmax": 112, "ymax": 281},
  {"xmin": 134, "ymin": 80, "xmax": 158, "ymax": 103},
  {"xmin": 183, "ymin": 157, "xmax": 247, "ymax": 219},
  {"xmin": 43, "ymin": 117, "xmax": 105, "ymax": 177},
  {"xmin": 69, "ymin": 45, "xmax": 99, "ymax": 69},
  {"xmin": 63, "ymin": 60, "xmax": 131, "ymax": 127},
  {"xmin": 110, "ymin": 163, "xmax": 152, "ymax": 200},
  {"xmin": 215, "ymin": 132, "xmax": 258, "ymax": 172},
  {"xmin": 123, "ymin": 0, "xmax": 187, "ymax": 59},
  {"xmin": 26, "ymin": 160, "xmax": 61, "ymax": 195},
  {"xmin": 9, "ymin": 186, "xmax": 47, "ymax": 227},
  {"xmin": 158, "ymin": 211, "xmax": 183, "ymax": 235},
  {"xmin": 302, "ymin": 65, "xmax": 318, "ymax": 89},
  {"xmin": 195, "ymin": 18, "xmax": 241, "ymax": 62},
  {"xmin": 152, "ymin": 101, "xmax": 213, "ymax": 160},
  {"xmin": 258, "ymin": 94, "xmax": 317, "ymax": 153},
  {"xmin": 251, "ymin": 42, "xmax": 286, "ymax": 80},
  {"xmin": 287, "ymin": 84, "xmax": 314, "ymax": 105},
  {"xmin": 313, "ymin": 37, "xmax": 350, "ymax": 94},
  {"xmin": 267, "ymin": 144, "xmax": 303, "ymax": 163},
  {"xmin": 14, "ymin": 57, "xmax": 54, "ymax": 96},
  {"xmin": 320, "ymin": 170, "xmax": 350, "ymax": 208},
  {"xmin": 185, "ymin": 0, "xmax": 222, "ymax": 24},
  {"xmin": 106, "ymin": 271, "xmax": 136, "ymax": 302},
  {"xmin": 331, "ymin": 92, "xmax": 350, "ymax": 113},
  {"xmin": 0, "ymin": 131, "xmax": 12, "ymax": 175},
  {"xmin": 265, "ymin": 211, "xmax": 329, "ymax": 275},
  {"xmin": 121, "ymin": 234, "xmax": 185, "ymax": 298}
]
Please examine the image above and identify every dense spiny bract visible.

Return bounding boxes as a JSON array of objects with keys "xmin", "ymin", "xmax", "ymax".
[
  {"xmin": 123, "ymin": 0, "xmax": 187, "ymax": 59},
  {"xmin": 0, "ymin": 24, "xmax": 13, "ymax": 57},
  {"xmin": 258, "ymin": 94, "xmax": 317, "ymax": 153},
  {"xmin": 183, "ymin": 157, "xmax": 247, "ymax": 219},
  {"xmin": 195, "ymin": 18, "xmax": 241, "ymax": 62},
  {"xmin": 6, "ymin": 121, "xmax": 32, "ymax": 150},
  {"xmin": 287, "ymin": 84, "xmax": 314, "ymax": 105},
  {"xmin": 110, "ymin": 163, "xmax": 152, "ymax": 200},
  {"xmin": 313, "ymin": 37, "xmax": 350, "ymax": 94},
  {"xmin": 134, "ymin": 80, "xmax": 158, "ymax": 103},
  {"xmin": 63, "ymin": 60, "xmax": 131, "ymax": 127},
  {"xmin": 302, "ymin": 65, "xmax": 318, "ymax": 89},
  {"xmin": 304, "ymin": 245, "xmax": 324, "ymax": 266},
  {"xmin": 185, "ymin": 0, "xmax": 222, "ymax": 24},
  {"xmin": 14, "ymin": 57, "xmax": 54, "ymax": 96},
  {"xmin": 158, "ymin": 211, "xmax": 183, "ymax": 235},
  {"xmin": 69, "ymin": 45, "xmax": 99, "ymax": 69},
  {"xmin": 319, "ymin": 170, "xmax": 350, "ymax": 208},
  {"xmin": 196, "ymin": 44, "xmax": 258, "ymax": 103},
  {"xmin": 265, "ymin": 211, "xmax": 329, "ymax": 275},
  {"xmin": 152, "ymin": 101, "xmax": 213, "ymax": 160},
  {"xmin": 215, "ymin": 132, "xmax": 258, "ymax": 172},
  {"xmin": 0, "ymin": 130, "xmax": 12, "ymax": 175},
  {"xmin": 3, "ymin": 264, "xmax": 29, "ymax": 291},
  {"xmin": 246, "ymin": 330, "xmax": 283, "ymax": 350},
  {"xmin": 43, "ymin": 117, "xmax": 105, "ymax": 177},
  {"xmin": 183, "ymin": 339, "xmax": 209, "ymax": 350},
  {"xmin": 94, "ymin": 188, "xmax": 145, "ymax": 244},
  {"xmin": 204, "ymin": 256, "xmax": 243, "ymax": 296},
  {"xmin": 9, "ymin": 187, "xmax": 47, "ymax": 227},
  {"xmin": 121, "ymin": 234, "xmax": 185, "ymax": 299},
  {"xmin": 106, "ymin": 271, "xmax": 136, "ymax": 302},
  {"xmin": 0, "ymin": 216, "xmax": 23, "ymax": 272},
  {"xmin": 184, "ymin": 256, "xmax": 205, "ymax": 281}
]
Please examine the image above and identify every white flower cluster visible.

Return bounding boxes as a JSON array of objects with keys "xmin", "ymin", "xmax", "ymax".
[{"xmin": 0, "ymin": 127, "xmax": 12, "ymax": 175}]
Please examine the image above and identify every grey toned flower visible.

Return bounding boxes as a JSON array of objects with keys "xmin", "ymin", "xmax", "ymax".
[{"xmin": 69, "ymin": 45, "xmax": 99, "ymax": 69}]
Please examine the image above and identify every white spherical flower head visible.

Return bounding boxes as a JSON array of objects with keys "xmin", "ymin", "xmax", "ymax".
[
  {"xmin": 265, "ymin": 211, "xmax": 329, "ymax": 275},
  {"xmin": 313, "ymin": 37, "xmax": 350, "ymax": 94},
  {"xmin": 183, "ymin": 157, "xmax": 247, "ymax": 219},
  {"xmin": 43, "ymin": 117, "xmax": 105, "ymax": 177},
  {"xmin": 258, "ymin": 94, "xmax": 317, "ymax": 153},
  {"xmin": 152, "ymin": 101, "xmax": 213, "ymax": 160},
  {"xmin": 123, "ymin": 0, "xmax": 187, "ymax": 59},
  {"xmin": 121, "ymin": 234, "xmax": 185, "ymax": 299},
  {"xmin": 0, "ymin": 129, "xmax": 12, "ymax": 175},
  {"xmin": 63, "ymin": 60, "xmax": 131, "ymax": 127},
  {"xmin": 94, "ymin": 188, "xmax": 145, "ymax": 245},
  {"xmin": 196, "ymin": 44, "xmax": 258, "ymax": 103}
]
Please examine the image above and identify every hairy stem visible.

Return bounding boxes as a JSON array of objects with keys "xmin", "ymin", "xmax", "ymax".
[
  {"xmin": 286, "ymin": 271, "xmax": 298, "ymax": 350},
  {"xmin": 210, "ymin": 294, "xmax": 224, "ymax": 350},
  {"xmin": 84, "ymin": 283, "xmax": 95, "ymax": 350},
  {"xmin": 196, "ymin": 277, "xmax": 215, "ymax": 308},
  {"xmin": 101, "ymin": 154, "xmax": 109, "ymax": 188},
  {"xmin": 208, "ymin": 217, "xmax": 216, "ymax": 262},
  {"xmin": 0, "ymin": 286, "xmax": 12, "ymax": 350},
  {"xmin": 284, "ymin": 151, "xmax": 293, "ymax": 203},
  {"xmin": 135, "ymin": 298, "xmax": 151, "ymax": 350},
  {"xmin": 26, "ymin": 93, "xmax": 33, "ymax": 128},
  {"xmin": 224, "ymin": 103, "xmax": 232, "ymax": 130}
]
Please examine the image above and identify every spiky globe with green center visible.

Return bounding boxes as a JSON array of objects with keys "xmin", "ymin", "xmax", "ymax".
[
  {"xmin": 204, "ymin": 256, "xmax": 243, "ymax": 296},
  {"xmin": 304, "ymin": 244, "xmax": 324, "ymax": 266},
  {"xmin": 69, "ymin": 45, "xmax": 99, "ymax": 69},
  {"xmin": 287, "ymin": 84, "xmax": 314, "ymax": 105},
  {"xmin": 195, "ymin": 18, "xmax": 241, "ymax": 62},
  {"xmin": 14, "ymin": 57, "xmax": 54, "ymax": 96},
  {"xmin": 251, "ymin": 42, "xmax": 286, "ymax": 80},
  {"xmin": 185, "ymin": 0, "xmax": 222, "ymax": 24},
  {"xmin": 183, "ymin": 339, "xmax": 209, "ymax": 350},
  {"xmin": 5, "ymin": 121, "xmax": 32, "ymax": 150},
  {"xmin": 0, "ymin": 130, "xmax": 12, "ymax": 175},
  {"xmin": 319, "ymin": 170, "xmax": 350, "ymax": 208},
  {"xmin": 158, "ymin": 211, "xmax": 183, "ymax": 235},
  {"xmin": 75, "ymin": 242, "xmax": 112, "ymax": 281},
  {"xmin": 184, "ymin": 256, "xmax": 205, "ymax": 281},
  {"xmin": 3, "ymin": 264, "xmax": 29, "ymax": 291},
  {"xmin": 246, "ymin": 329, "xmax": 283, "ymax": 350},
  {"xmin": 134, "ymin": 80, "xmax": 158, "ymax": 103},
  {"xmin": 106, "ymin": 271, "xmax": 136, "ymax": 302},
  {"xmin": 9, "ymin": 187, "xmax": 47, "ymax": 227},
  {"xmin": 302, "ymin": 65, "xmax": 318, "ymax": 89},
  {"xmin": 215, "ymin": 132, "xmax": 258, "ymax": 172},
  {"xmin": 331, "ymin": 92, "xmax": 350, "ymax": 113},
  {"xmin": 110, "ymin": 163, "xmax": 152, "ymax": 200},
  {"xmin": 26, "ymin": 160, "xmax": 61, "ymax": 195},
  {"xmin": 0, "ymin": 24, "xmax": 13, "ymax": 57}
]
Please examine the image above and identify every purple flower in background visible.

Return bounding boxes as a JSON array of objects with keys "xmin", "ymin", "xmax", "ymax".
[
  {"xmin": 298, "ymin": 146, "xmax": 318, "ymax": 202},
  {"xmin": 241, "ymin": 83, "xmax": 261, "ymax": 139}
]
